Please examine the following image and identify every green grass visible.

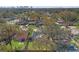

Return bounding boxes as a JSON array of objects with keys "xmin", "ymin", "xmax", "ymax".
[
  {"xmin": 10, "ymin": 40, "xmax": 25, "ymax": 50},
  {"xmin": 76, "ymin": 25, "xmax": 79, "ymax": 29}
]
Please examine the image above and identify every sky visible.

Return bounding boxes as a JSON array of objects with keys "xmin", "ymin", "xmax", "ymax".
[{"xmin": 0, "ymin": 0, "xmax": 79, "ymax": 7}]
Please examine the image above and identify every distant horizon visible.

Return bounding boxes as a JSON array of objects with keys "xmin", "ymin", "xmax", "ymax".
[{"xmin": 0, "ymin": 6, "xmax": 79, "ymax": 8}]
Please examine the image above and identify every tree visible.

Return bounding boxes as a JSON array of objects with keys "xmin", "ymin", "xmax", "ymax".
[{"xmin": 57, "ymin": 10, "xmax": 78, "ymax": 27}]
